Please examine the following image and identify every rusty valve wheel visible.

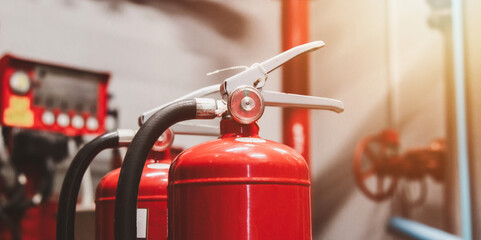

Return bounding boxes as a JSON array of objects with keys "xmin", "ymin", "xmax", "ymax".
[{"xmin": 353, "ymin": 129, "xmax": 400, "ymax": 201}]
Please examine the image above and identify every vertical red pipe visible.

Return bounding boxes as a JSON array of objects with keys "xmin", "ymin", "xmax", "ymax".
[{"xmin": 281, "ymin": 0, "xmax": 311, "ymax": 165}]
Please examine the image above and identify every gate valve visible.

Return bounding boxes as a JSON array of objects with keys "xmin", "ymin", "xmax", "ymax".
[
  {"xmin": 353, "ymin": 129, "xmax": 400, "ymax": 201},
  {"xmin": 401, "ymin": 139, "xmax": 445, "ymax": 181},
  {"xmin": 353, "ymin": 129, "xmax": 446, "ymax": 203},
  {"xmin": 397, "ymin": 139, "xmax": 445, "ymax": 206}
]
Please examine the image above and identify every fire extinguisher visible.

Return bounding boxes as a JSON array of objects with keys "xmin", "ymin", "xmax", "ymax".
[
  {"xmin": 56, "ymin": 88, "xmax": 220, "ymax": 240},
  {"xmin": 113, "ymin": 41, "xmax": 344, "ymax": 240}
]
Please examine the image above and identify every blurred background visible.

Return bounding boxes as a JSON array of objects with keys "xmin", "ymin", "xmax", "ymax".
[{"xmin": 0, "ymin": 0, "xmax": 480, "ymax": 239}]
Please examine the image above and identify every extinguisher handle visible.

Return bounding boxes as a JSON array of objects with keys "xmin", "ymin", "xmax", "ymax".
[
  {"xmin": 139, "ymin": 84, "xmax": 220, "ymax": 125},
  {"xmin": 141, "ymin": 41, "xmax": 329, "ymax": 124},
  {"xmin": 221, "ymin": 41, "xmax": 325, "ymax": 96},
  {"xmin": 262, "ymin": 90, "xmax": 344, "ymax": 113}
]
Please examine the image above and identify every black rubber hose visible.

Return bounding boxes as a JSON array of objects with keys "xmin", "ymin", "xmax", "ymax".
[
  {"xmin": 114, "ymin": 100, "xmax": 197, "ymax": 240},
  {"xmin": 56, "ymin": 132, "xmax": 119, "ymax": 240}
]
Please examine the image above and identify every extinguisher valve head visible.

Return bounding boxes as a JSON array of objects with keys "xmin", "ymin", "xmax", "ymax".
[{"xmin": 227, "ymin": 86, "xmax": 265, "ymax": 124}]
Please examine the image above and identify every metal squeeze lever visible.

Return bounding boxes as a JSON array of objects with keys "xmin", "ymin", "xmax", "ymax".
[
  {"xmin": 140, "ymin": 41, "xmax": 344, "ymax": 125},
  {"xmin": 219, "ymin": 41, "xmax": 343, "ymax": 114},
  {"xmin": 216, "ymin": 41, "xmax": 344, "ymax": 124},
  {"xmin": 262, "ymin": 91, "xmax": 344, "ymax": 113},
  {"xmin": 220, "ymin": 41, "xmax": 326, "ymax": 95}
]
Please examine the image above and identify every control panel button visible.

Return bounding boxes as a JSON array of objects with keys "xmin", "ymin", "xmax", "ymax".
[
  {"xmin": 72, "ymin": 115, "xmax": 85, "ymax": 129},
  {"xmin": 41, "ymin": 111, "xmax": 55, "ymax": 126},
  {"xmin": 57, "ymin": 113, "xmax": 70, "ymax": 127},
  {"xmin": 86, "ymin": 117, "xmax": 98, "ymax": 131}
]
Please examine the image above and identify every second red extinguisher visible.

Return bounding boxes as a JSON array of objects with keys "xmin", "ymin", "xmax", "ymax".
[
  {"xmin": 95, "ymin": 129, "xmax": 174, "ymax": 240},
  {"xmin": 95, "ymin": 124, "xmax": 219, "ymax": 240}
]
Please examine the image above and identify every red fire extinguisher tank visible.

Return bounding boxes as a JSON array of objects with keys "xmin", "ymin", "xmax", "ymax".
[
  {"xmin": 168, "ymin": 118, "xmax": 311, "ymax": 240},
  {"xmin": 96, "ymin": 150, "xmax": 171, "ymax": 240}
]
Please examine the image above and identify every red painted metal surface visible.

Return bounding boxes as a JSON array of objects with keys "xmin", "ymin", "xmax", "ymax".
[
  {"xmin": 0, "ymin": 167, "xmax": 58, "ymax": 240},
  {"xmin": 96, "ymin": 150, "xmax": 171, "ymax": 240},
  {"xmin": 0, "ymin": 55, "xmax": 109, "ymax": 136},
  {"xmin": 168, "ymin": 118, "xmax": 312, "ymax": 240},
  {"xmin": 0, "ymin": 200, "xmax": 58, "ymax": 240},
  {"xmin": 281, "ymin": 0, "xmax": 311, "ymax": 165}
]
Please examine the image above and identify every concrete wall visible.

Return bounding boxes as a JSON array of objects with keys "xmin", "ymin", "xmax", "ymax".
[{"xmin": 0, "ymin": 0, "xmax": 455, "ymax": 239}]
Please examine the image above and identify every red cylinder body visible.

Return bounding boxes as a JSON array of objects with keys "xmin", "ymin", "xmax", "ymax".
[
  {"xmin": 168, "ymin": 119, "xmax": 312, "ymax": 240},
  {"xmin": 95, "ymin": 151, "xmax": 171, "ymax": 240}
]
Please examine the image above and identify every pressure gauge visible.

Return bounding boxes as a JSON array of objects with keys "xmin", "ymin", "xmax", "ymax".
[
  {"xmin": 57, "ymin": 113, "xmax": 70, "ymax": 128},
  {"xmin": 9, "ymin": 71, "xmax": 31, "ymax": 95},
  {"xmin": 86, "ymin": 117, "xmax": 99, "ymax": 131},
  {"xmin": 228, "ymin": 86, "xmax": 265, "ymax": 124},
  {"xmin": 72, "ymin": 115, "xmax": 85, "ymax": 129},
  {"xmin": 41, "ymin": 111, "xmax": 55, "ymax": 126}
]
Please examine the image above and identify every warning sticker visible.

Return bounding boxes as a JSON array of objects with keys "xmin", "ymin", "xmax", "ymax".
[
  {"xmin": 137, "ymin": 208, "xmax": 148, "ymax": 238},
  {"xmin": 4, "ymin": 96, "xmax": 34, "ymax": 127}
]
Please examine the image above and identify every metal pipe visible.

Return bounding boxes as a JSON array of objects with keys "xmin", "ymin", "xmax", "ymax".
[
  {"xmin": 281, "ymin": 0, "xmax": 311, "ymax": 165},
  {"xmin": 451, "ymin": 0, "xmax": 472, "ymax": 239},
  {"xmin": 388, "ymin": 217, "xmax": 461, "ymax": 240}
]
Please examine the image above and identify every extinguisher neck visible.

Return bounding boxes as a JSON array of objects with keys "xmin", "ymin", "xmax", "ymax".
[
  {"xmin": 220, "ymin": 118, "xmax": 259, "ymax": 138},
  {"xmin": 146, "ymin": 149, "xmax": 171, "ymax": 162}
]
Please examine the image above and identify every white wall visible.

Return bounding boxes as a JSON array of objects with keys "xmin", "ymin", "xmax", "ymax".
[
  {"xmin": 0, "ymin": 0, "xmax": 282, "ymax": 140},
  {"xmin": 0, "ymin": 0, "xmax": 284, "ymax": 180}
]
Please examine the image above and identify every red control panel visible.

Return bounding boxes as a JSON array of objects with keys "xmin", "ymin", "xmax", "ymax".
[{"xmin": 0, "ymin": 54, "xmax": 109, "ymax": 136}]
